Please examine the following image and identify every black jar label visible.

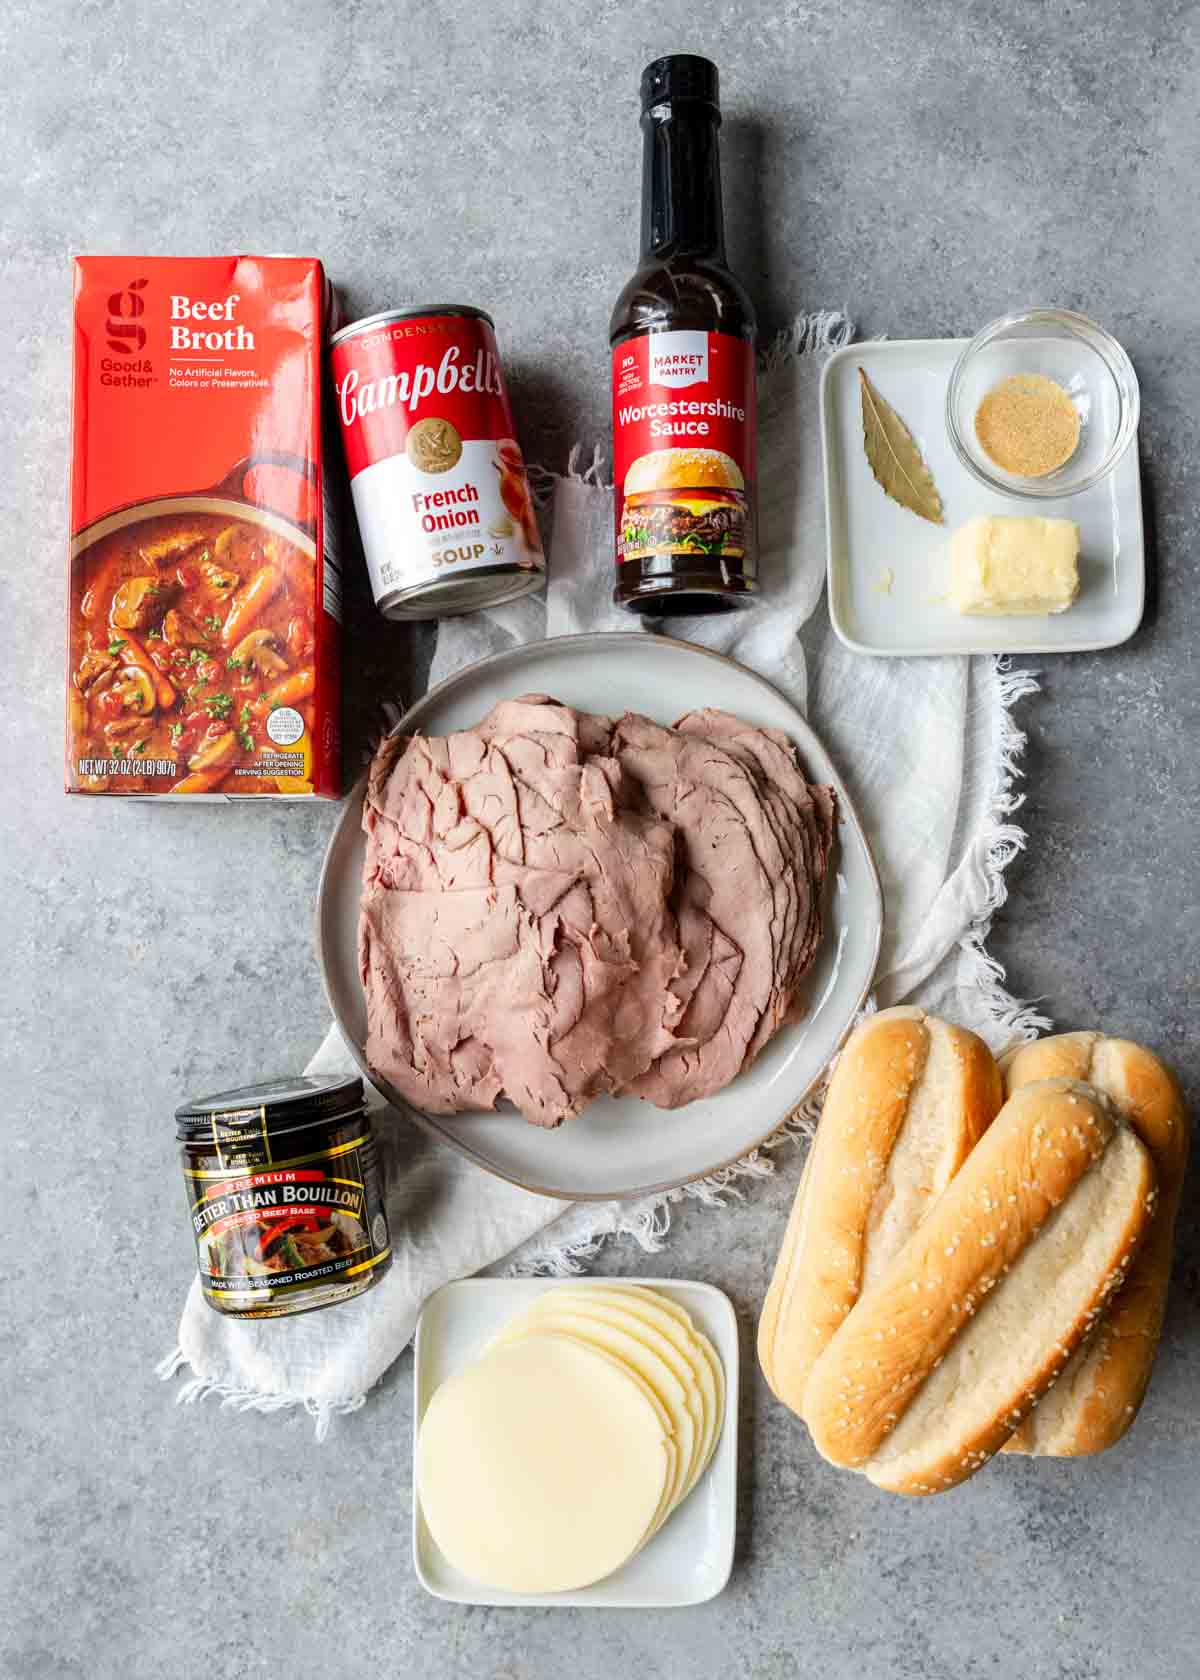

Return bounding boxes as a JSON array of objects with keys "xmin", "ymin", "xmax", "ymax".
[{"xmin": 184, "ymin": 1127, "xmax": 390, "ymax": 1307}]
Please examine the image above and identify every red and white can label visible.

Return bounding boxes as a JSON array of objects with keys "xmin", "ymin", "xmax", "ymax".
[
  {"xmin": 331, "ymin": 312, "xmax": 544, "ymax": 606},
  {"xmin": 611, "ymin": 329, "xmax": 757, "ymax": 571}
]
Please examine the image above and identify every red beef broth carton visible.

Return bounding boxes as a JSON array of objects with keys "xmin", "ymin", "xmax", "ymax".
[{"xmin": 67, "ymin": 256, "xmax": 342, "ymax": 799}]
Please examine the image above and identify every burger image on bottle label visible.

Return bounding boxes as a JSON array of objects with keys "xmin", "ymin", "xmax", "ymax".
[{"xmin": 618, "ymin": 446, "xmax": 748, "ymax": 566}]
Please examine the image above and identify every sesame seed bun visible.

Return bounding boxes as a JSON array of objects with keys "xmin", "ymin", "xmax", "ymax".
[
  {"xmin": 802, "ymin": 1078, "xmax": 1157, "ymax": 1495},
  {"xmin": 623, "ymin": 448, "xmax": 745, "ymax": 497},
  {"xmin": 1001, "ymin": 1034, "xmax": 1188, "ymax": 1457},
  {"xmin": 757, "ymin": 1007, "xmax": 1002, "ymax": 1413}
]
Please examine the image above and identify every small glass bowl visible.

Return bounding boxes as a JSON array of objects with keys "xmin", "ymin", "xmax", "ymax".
[{"xmin": 946, "ymin": 307, "xmax": 1139, "ymax": 500}]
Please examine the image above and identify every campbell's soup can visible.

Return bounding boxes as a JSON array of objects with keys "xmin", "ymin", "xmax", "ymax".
[{"xmin": 330, "ymin": 306, "xmax": 546, "ymax": 619}]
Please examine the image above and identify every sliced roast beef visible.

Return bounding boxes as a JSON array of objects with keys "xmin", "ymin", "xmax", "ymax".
[
  {"xmin": 673, "ymin": 710, "xmax": 836, "ymax": 1048},
  {"xmin": 611, "ymin": 713, "xmax": 783, "ymax": 1106},
  {"xmin": 358, "ymin": 693, "xmax": 836, "ymax": 1127}
]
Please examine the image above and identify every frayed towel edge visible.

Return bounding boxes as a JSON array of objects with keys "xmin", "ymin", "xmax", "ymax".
[{"xmin": 155, "ymin": 1347, "xmax": 366, "ymax": 1443}]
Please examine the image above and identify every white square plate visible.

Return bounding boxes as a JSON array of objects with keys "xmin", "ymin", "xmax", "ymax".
[
  {"xmin": 821, "ymin": 338, "xmax": 1145, "ymax": 656},
  {"xmin": 412, "ymin": 1277, "xmax": 739, "ymax": 1607}
]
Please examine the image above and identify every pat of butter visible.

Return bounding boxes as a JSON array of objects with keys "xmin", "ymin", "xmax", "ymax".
[{"xmin": 948, "ymin": 515, "xmax": 1080, "ymax": 616}]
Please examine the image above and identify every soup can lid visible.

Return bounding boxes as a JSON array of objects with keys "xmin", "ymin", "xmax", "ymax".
[
  {"xmin": 175, "ymin": 1074, "xmax": 366, "ymax": 1139},
  {"xmin": 329, "ymin": 303, "xmax": 494, "ymax": 348}
]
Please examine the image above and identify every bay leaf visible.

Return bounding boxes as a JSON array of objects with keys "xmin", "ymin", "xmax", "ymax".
[{"xmin": 858, "ymin": 367, "xmax": 944, "ymax": 524}]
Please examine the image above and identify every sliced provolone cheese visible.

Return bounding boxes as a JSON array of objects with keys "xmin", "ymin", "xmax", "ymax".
[
  {"xmin": 417, "ymin": 1334, "xmax": 670, "ymax": 1594},
  {"xmin": 492, "ymin": 1311, "xmax": 698, "ymax": 1529},
  {"xmin": 510, "ymin": 1291, "xmax": 715, "ymax": 1498},
  {"xmin": 551, "ymin": 1286, "xmax": 725, "ymax": 1480}
]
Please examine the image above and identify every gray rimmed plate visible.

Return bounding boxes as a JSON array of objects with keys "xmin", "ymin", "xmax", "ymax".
[{"xmin": 315, "ymin": 632, "xmax": 882, "ymax": 1200}]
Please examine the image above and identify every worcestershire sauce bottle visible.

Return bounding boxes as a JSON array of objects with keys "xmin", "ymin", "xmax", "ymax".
[{"xmin": 610, "ymin": 55, "xmax": 759, "ymax": 614}]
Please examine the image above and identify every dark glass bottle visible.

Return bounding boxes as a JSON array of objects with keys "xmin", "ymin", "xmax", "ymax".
[{"xmin": 610, "ymin": 55, "xmax": 759, "ymax": 614}]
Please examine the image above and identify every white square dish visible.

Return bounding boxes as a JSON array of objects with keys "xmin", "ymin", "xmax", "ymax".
[
  {"xmin": 821, "ymin": 338, "xmax": 1145, "ymax": 656},
  {"xmin": 412, "ymin": 1276, "xmax": 740, "ymax": 1608}
]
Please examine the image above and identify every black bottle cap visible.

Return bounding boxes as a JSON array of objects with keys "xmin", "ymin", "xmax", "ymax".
[{"xmin": 640, "ymin": 54, "xmax": 720, "ymax": 115}]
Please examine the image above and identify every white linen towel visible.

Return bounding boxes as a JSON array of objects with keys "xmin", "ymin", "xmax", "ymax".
[{"xmin": 160, "ymin": 314, "xmax": 1046, "ymax": 1435}]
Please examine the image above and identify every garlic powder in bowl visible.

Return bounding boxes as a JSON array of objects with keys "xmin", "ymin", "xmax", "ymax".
[{"xmin": 946, "ymin": 307, "xmax": 1139, "ymax": 500}]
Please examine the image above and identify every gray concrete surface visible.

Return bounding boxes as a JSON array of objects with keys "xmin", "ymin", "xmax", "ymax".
[{"xmin": 2, "ymin": 1, "xmax": 1197, "ymax": 1676}]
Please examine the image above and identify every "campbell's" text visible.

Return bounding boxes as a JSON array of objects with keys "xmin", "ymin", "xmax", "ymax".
[{"xmin": 338, "ymin": 345, "xmax": 502, "ymax": 427}]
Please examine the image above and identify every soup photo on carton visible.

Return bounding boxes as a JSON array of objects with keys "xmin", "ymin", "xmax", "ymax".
[{"xmin": 66, "ymin": 255, "xmax": 341, "ymax": 800}]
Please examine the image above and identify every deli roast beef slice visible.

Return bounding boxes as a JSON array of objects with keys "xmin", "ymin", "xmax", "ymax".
[{"xmin": 359, "ymin": 696, "xmax": 836, "ymax": 1127}]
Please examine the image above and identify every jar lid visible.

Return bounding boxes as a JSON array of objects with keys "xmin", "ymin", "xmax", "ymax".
[{"xmin": 175, "ymin": 1074, "xmax": 366, "ymax": 1140}]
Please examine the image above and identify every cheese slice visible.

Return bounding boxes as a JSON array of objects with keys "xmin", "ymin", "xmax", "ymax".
[
  {"xmin": 491, "ymin": 1310, "xmax": 699, "ymax": 1530},
  {"xmin": 948, "ymin": 515, "xmax": 1080, "ymax": 616},
  {"xmin": 417, "ymin": 1334, "xmax": 671, "ymax": 1594},
  {"xmin": 539, "ymin": 1286, "xmax": 724, "ymax": 1483},
  {"xmin": 597, "ymin": 1286, "xmax": 727, "ymax": 1460}
]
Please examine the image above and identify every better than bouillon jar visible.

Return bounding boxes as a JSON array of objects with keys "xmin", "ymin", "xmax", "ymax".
[{"xmin": 176, "ymin": 1075, "xmax": 392, "ymax": 1319}]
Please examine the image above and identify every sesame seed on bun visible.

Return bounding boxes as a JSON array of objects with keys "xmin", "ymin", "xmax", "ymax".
[{"xmin": 623, "ymin": 448, "xmax": 745, "ymax": 497}]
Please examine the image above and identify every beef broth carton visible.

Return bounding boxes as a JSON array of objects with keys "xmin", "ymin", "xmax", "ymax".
[{"xmin": 66, "ymin": 256, "xmax": 341, "ymax": 798}]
